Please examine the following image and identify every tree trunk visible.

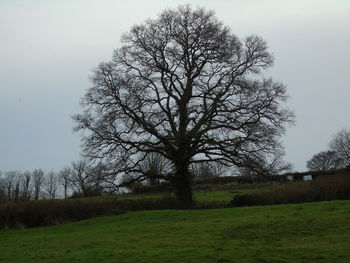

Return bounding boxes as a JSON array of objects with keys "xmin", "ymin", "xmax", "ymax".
[
  {"xmin": 174, "ymin": 164, "xmax": 193, "ymax": 204},
  {"xmin": 64, "ymin": 185, "xmax": 67, "ymax": 199}
]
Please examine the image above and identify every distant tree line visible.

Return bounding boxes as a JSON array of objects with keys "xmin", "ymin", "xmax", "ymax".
[
  {"xmin": 0, "ymin": 160, "xmax": 111, "ymax": 202},
  {"xmin": 0, "ymin": 152, "xmax": 293, "ymax": 202}
]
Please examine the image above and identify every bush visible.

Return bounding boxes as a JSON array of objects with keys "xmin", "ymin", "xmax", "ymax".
[{"xmin": 230, "ymin": 173, "xmax": 350, "ymax": 207}]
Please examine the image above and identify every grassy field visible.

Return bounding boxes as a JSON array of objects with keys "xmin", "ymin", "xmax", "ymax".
[
  {"xmin": 114, "ymin": 190, "xmax": 237, "ymax": 202},
  {"xmin": 115, "ymin": 184, "xmax": 276, "ymax": 202},
  {"xmin": 1, "ymin": 200, "xmax": 349, "ymax": 263}
]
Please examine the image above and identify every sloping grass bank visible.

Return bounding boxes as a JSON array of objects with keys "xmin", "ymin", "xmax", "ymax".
[{"xmin": 1, "ymin": 200, "xmax": 349, "ymax": 263}]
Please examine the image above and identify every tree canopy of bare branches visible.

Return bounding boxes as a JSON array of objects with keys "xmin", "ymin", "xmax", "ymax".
[
  {"xmin": 140, "ymin": 153, "xmax": 172, "ymax": 185},
  {"xmin": 69, "ymin": 160, "xmax": 105, "ymax": 197},
  {"xmin": 59, "ymin": 167, "xmax": 71, "ymax": 199},
  {"xmin": 32, "ymin": 169, "xmax": 45, "ymax": 200},
  {"xmin": 239, "ymin": 150, "xmax": 292, "ymax": 178},
  {"xmin": 44, "ymin": 171, "xmax": 59, "ymax": 199},
  {"xmin": 329, "ymin": 128, "xmax": 350, "ymax": 168},
  {"xmin": 73, "ymin": 6, "xmax": 294, "ymax": 203},
  {"xmin": 306, "ymin": 150, "xmax": 342, "ymax": 171}
]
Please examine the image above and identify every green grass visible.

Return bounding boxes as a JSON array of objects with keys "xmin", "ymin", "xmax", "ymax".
[
  {"xmin": 1, "ymin": 200, "xmax": 349, "ymax": 263},
  {"xmin": 114, "ymin": 190, "xmax": 235, "ymax": 202},
  {"xmin": 114, "ymin": 184, "xmax": 277, "ymax": 202},
  {"xmin": 195, "ymin": 190, "xmax": 234, "ymax": 201},
  {"xmin": 194, "ymin": 186, "xmax": 278, "ymax": 202}
]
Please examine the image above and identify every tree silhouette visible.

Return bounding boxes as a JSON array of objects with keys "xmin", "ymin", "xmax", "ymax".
[
  {"xmin": 330, "ymin": 128, "xmax": 350, "ymax": 168},
  {"xmin": 306, "ymin": 151, "xmax": 341, "ymax": 171},
  {"xmin": 74, "ymin": 6, "xmax": 294, "ymax": 203}
]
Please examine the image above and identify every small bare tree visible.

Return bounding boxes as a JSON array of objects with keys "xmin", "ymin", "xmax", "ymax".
[
  {"xmin": 70, "ymin": 160, "xmax": 103, "ymax": 197},
  {"xmin": 0, "ymin": 172, "xmax": 5, "ymax": 201},
  {"xmin": 192, "ymin": 162, "xmax": 225, "ymax": 180},
  {"xmin": 70, "ymin": 160, "xmax": 88, "ymax": 196},
  {"xmin": 59, "ymin": 167, "xmax": 71, "ymax": 199},
  {"xmin": 20, "ymin": 171, "xmax": 32, "ymax": 200},
  {"xmin": 87, "ymin": 163, "xmax": 106, "ymax": 192},
  {"xmin": 4, "ymin": 171, "xmax": 18, "ymax": 201},
  {"xmin": 32, "ymin": 169, "xmax": 45, "ymax": 200},
  {"xmin": 329, "ymin": 128, "xmax": 350, "ymax": 168},
  {"xmin": 238, "ymin": 150, "xmax": 292, "ymax": 180},
  {"xmin": 44, "ymin": 171, "xmax": 59, "ymax": 199},
  {"xmin": 306, "ymin": 150, "xmax": 342, "ymax": 171},
  {"xmin": 140, "ymin": 153, "xmax": 172, "ymax": 185},
  {"xmin": 13, "ymin": 178, "xmax": 20, "ymax": 201}
]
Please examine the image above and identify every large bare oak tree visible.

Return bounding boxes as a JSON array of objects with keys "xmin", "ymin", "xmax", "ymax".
[{"xmin": 74, "ymin": 6, "xmax": 294, "ymax": 203}]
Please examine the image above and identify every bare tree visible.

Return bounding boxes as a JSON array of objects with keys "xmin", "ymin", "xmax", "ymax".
[
  {"xmin": 237, "ymin": 149, "xmax": 292, "ymax": 180},
  {"xmin": 87, "ymin": 163, "xmax": 106, "ymax": 192},
  {"xmin": 13, "ymin": 177, "xmax": 20, "ymax": 201},
  {"xmin": 4, "ymin": 171, "xmax": 18, "ymax": 201},
  {"xmin": 20, "ymin": 171, "xmax": 32, "ymax": 200},
  {"xmin": 140, "ymin": 153, "xmax": 173, "ymax": 185},
  {"xmin": 70, "ymin": 160, "xmax": 88, "ymax": 196},
  {"xmin": 32, "ymin": 169, "xmax": 45, "ymax": 200},
  {"xmin": 192, "ymin": 162, "xmax": 225, "ymax": 180},
  {"xmin": 306, "ymin": 150, "xmax": 342, "ymax": 171},
  {"xmin": 0, "ymin": 173, "xmax": 5, "ymax": 201},
  {"xmin": 251, "ymin": 151, "xmax": 292, "ymax": 175},
  {"xmin": 59, "ymin": 167, "xmax": 71, "ymax": 199},
  {"xmin": 73, "ymin": 6, "xmax": 294, "ymax": 203},
  {"xmin": 44, "ymin": 171, "xmax": 59, "ymax": 199},
  {"xmin": 329, "ymin": 128, "xmax": 350, "ymax": 168},
  {"xmin": 70, "ymin": 160, "xmax": 103, "ymax": 197}
]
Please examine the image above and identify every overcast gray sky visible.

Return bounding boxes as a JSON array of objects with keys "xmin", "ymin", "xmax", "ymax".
[{"xmin": 0, "ymin": 0, "xmax": 349, "ymax": 172}]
